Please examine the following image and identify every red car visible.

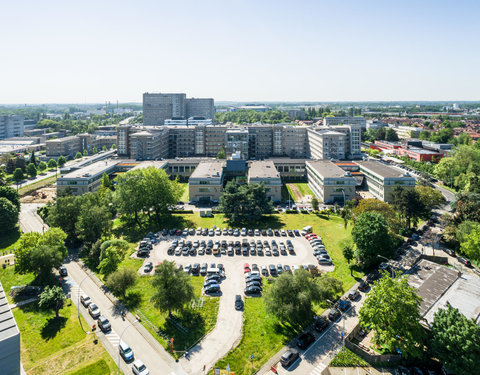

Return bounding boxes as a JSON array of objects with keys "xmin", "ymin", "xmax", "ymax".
[
  {"xmin": 175, "ymin": 229, "xmax": 182, "ymax": 236},
  {"xmin": 306, "ymin": 233, "xmax": 318, "ymax": 240},
  {"xmin": 243, "ymin": 263, "xmax": 251, "ymax": 273}
]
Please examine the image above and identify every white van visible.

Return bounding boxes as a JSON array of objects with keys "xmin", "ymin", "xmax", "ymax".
[
  {"xmin": 303, "ymin": 226, "xmax": 313, "ymax": 234},
  {"xmin": 207, "ymin": 267, "xmax": 220, "ymax": 276}
]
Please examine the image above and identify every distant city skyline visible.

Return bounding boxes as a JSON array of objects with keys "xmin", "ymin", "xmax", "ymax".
[{"xmin": 1, "ymin": 0, "xmax": 479, "ymax": 104}]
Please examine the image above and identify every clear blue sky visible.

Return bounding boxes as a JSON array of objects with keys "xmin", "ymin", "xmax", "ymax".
[{"xmin": 1, "ymin": 0, "xmax": 479, "ymax": 103}]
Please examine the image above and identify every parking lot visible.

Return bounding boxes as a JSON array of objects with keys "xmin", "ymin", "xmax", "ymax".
[{"xmin": 136, "ymin": 228, "xmax": 334, "ymax": 297}]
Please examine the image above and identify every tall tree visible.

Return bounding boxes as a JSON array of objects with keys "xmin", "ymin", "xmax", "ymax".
[
  {"xmin": 105, "ymin": 268, "xmax": 137, "ymax": 299},
  {"xmin": 216, "ymin": 148, "xmax": 226, "ymax": 159},
  {"xmin": 265, "ymin": 269, "xmax": 342, "ymax": 327},
  {"xmin": 27, "ymin": 163, "xmax": 37, "ymax": 178},
  {"xmin": 359, "ymin": 272, "xmax": 425, "ymax": 358},
  {"xmin": 0, "ymin": 186, "xmax": 20, "ymax": 210},
  {"xmin": 352, "ymin": 212, "xmax": 393, "ymax": 268},
  {"xmin": 391, "ymin": 186, "xmax": 425, "ymax": 229},
  {"xmin": 30, "ymin": 245, "xmax": 66, "ymax": 285},
  {"xmin": 431, "ymin": 304, "xmax": 480, "ymax": 374},
  {"xmin": 75, "ymin": 152, "xmax": 82, "ymax": 159},
  {"xmin": 98, "ymin": 239, "xmax": 129, "ymax": 276},
  {"xmin": 151, "ymin": 261, "xmax": 194, "ymax": 317},
  {"xmin": 311, "ymin": 196, "xmax": 319, "ymax": 211},
  {"xmin": 415, "ymin": 185, "xmax": 445, "ymax": 212},
  {"xmin": 37, "ymin": 161, "xmax": 47, "ymax": 173},
  {"xmin": 30, "ymin": 150, "xmax": 37, "ymax": 165},
  {"xmin": 13, "ymin": 168, "xmax": 24, "ymax": 185},
  {"xmin": 6, "ymin": 158, "xmax": 16, "ymax": 174},
  {"xmin": 459, "ymin": 225, "xmax": 480, "ymax": 262},
  {"xmin": 15, "ymin": 155, "xmax": 26, "ymax": 172},
  {"xmin": 39, "ymin": 286, "xmax": 66, "ymax": 318},
  {"xmin": 0, "ymin": 197, "xmax": 18, "ymax": 234},
  {"xmin": 57, "ymin": 155, "xmax": 66, "ymax": 167},
  {"xmin": 46, "ymin": 195, "xmax": 81, "ymax": 242},
  {"xmin": 83, "ymin": 149, "xmax": 88, "ymax": 156},
  {"xmin": 48, "ymin": 158, "xmax": 57, "ymax": 169}
]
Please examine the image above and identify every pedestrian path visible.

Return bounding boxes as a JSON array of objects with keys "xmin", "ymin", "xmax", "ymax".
[{"xmin": 310, "ymin": 362, "xmax": 327, "ymax": 375}]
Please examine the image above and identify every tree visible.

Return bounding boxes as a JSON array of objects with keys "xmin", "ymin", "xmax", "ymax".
[
  {"xmin": 460, "ymin": 225, "xmax": 480, "ymax": 262},
  {"xmin": 13, "ymin": 168, "xmax": 24, "ymax": 185},
  {"xmin": 0, "ymin": 167, "xmax": 6, "ymax": 186},
  {"xmin": 39, "ymin": 286, "xmax": 66, "ymax": 318},
  {"xmin": 57, "ymin": 155, "xmax": 66, "ymax": 167},
  {"xmin": 265, "ymin": 269, "xmax": 342, "ymax": 327},
  {"xmin": 456, "ymin": 220, "xmax": 478, "ymax": 245},
  {"xmin": 216, "ymin": 148, "xmax": 226, "ymax": 159},
  {"xmin": 30, "ymin": 150, "xmax": 37, "ymax": 166},
  {"xmin": 0, "ymin": 186, "xmax": 20, "ymax": 210},
  {"xmin": 75, "ymin": 152, "xmax": 82, "ymax": 159},
  {"xmin": 92, "ymin": 147, "xmax": 98, "ymax": 154},
  {"xmin": 353, "ymin": 198, "xmax": 397, "ymax": 228},
  {"xmin": 98, "ymin": 239, "xmax": 129, "ymax": 276},
  {"xmin": 46, "ymin": 195, "xmax": 81, "ymax": 242},
  {"xmin": 352, "ymin": 212, "xmax": 393, "ymax": 268},
  {"xmin": 311, "ymin": 196, "xmax": 319, "ymax": 211},
  {"xmin": 37, "ymin": 161, "xmax": 47, "ymax": 173},
  {"xmin": 359, "ymin": 272, "xmax": 425, "ymax": 358},
  {"xmin": 385, "ymin": 128, "xmax": 399, "ymax": 142},
  {"xmin": 6, "ymin": 158, "xmax": 16, "ymax": 174},
  {"xmin": 30, "ymin": 245, "xmax": 66, "ymax": 285},
  {"xmin": 0, "ymin": 197, "xmax": 18, "ymax": 234},
  {"xmin": 391, "ymin": 186, "xmax": 426, "ymax": 229},
  {"xmin": 415, "ymin": 185, "xmax": 445, "ymax": 212},
  {"xmin": 111, "ymin": 144, "xmax": 116, "ymax": 149},
  {"xmin": 83, "ymin": 149, "xmax": 88, "ymax": 156},
  {"xmin": 47, "ymin": 158, "xmax": 57, "ymax": 169},
  {"xmin": 102, "ymin": 145, "xmax": 107, "ymax": 151},
  {"xmin": 430, "ymin": 304, "xmax": 480, "ymax": 374},
  {"xmin": 151, "ymin": 261, "xmax": 194, "ymax": 316},
  {"xmin": 27, "ymin": 163, "xmax": 37, "ymax": 178},
  {"xmin": 101, "ymin": 172, "xmax": 113, "ymax": 191},
  {"xmin": 452, "ymin": 192, "xmax": 480, "ymax": 223},
  {"xmin": 219, "ymin": 181, "xmax": 273, "ymax": 223},
  {"xmin": 105, "ymin": 269, "xmax": 137, "ymax": 298},
  {"xmin": 15, "ymin": 155, "xmax": 26, "ymax": 172},
  {"xmin": 342, "ymin": 245, "xmax": 354, "ymax": 264},
  {"xmin": 76, "ymin": 204, "xmax": 112, "ymax": 245}
]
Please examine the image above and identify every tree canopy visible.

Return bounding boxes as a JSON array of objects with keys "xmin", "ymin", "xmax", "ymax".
[
  {"xmin": 39, "ymin": 285, "xmax": 66, "ymax": 318},
  {"xmin": 150, "ymin": 261, "xmax": 194, "ymax": 316},
  {"xmin": 0, "ymin": 186, "xmax": 20, "ymax": 210},
  {"xmin": 431, "ymin": 304, "xmax": 480, "ymax": 374},
  {"xmin": 98, "ymin": 239, "xmax": 129, "ymax": 276},
  {"xmin": 352, "ymin": 212, "xmax": 393, "ymax": 268},
  {"xmin": 0, "ymin": 197, "xmax": 18, "ymax": 234},
  {"xmin": 391, "ymin": 186, "xmax": 426, "ymax": 229},
  {"xmin": 359, "ymin": 272, "xmax": 425, "ymax": 358},
  {"xmin": 219, "ymin": 181, "xmax": 273, "ymax": 223},
  {"xmin": 105, "ymin": 268, "xmax": 137, "ymax": 298}
]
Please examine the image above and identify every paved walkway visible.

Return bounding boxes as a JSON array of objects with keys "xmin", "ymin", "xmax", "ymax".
[{"xmin": 9, "ymin": 297, "xmax": 39, "ymax": 309}]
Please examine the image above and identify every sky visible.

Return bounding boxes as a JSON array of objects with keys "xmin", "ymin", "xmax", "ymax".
[{"xmin": 1, "ymin": 0, "xmax": 479, "ymax": 103}]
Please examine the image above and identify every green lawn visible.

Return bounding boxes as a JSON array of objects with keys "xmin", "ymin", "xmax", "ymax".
[
  {"xmin": 18, "ymin": 174, "xmax": 57, "ymax": 196},
  {"xmin": 13, "ymin": 300, "xmax": 116, "ymax": 374},
  {"xmin": 179, "ymin": 183, "xmax": 189, "ymax": 202},
  {"xmin": 330, "ymin": 348, "xmax": 369, "ymax": 367},
  {"xmin": 0, "ymin": 265, "xmax": 36, "ymax": 304},
  {"xmin": 295, "ymin": 182, "xmax": 314, "ymax": 197},
  {"xmin": 0, "ymin": 227, "xmax": 21, "ymax": 253}
]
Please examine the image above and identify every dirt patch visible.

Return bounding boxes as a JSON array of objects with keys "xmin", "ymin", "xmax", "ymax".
[
  {"xmin": 286, "ymin": 183, "xmax": 303, "ymax": 202},
  {"xmin": 20, "ymin": 186, "xmax": 56, "ymax": 204}
]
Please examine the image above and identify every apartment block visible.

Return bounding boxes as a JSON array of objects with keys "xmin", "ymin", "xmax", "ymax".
[
  {"xmin": 205, "ymin": 125, "xmax": 228, "ymax": 157},
  {"xmin": 306, "ymin": 160, "xmax": 356, "ymax": 204},
  {"xmin": 248, "ymin": 126, "xmax": 273, "ymax": 159},
  {"xmin": 168, "ymin": 126, "xmax": 196, "ymax": 157},
  {"xmin": 129, "ymin": 129, "xmax": 168, "ymax": 161},
  {"xmin": 226, "ymin": 129, "xmax": 249, "ymax": 159},
  {"xmin": 323, "ymin": 116, "xmax": 366, "ymax": 129},
  {"xmin": 188, "ymin": 161, "xmax": 226, "ymax": 203},
  {"xmin": 282, "ymin": 126, "xmax": 308, "ymax": 158},
  {"xmin": 186, "ymin": 98, "xmax": 214, "ymax": 120},
  {"xmin": 308, "ymin": 128, "xmax": 346, "ymax": 159},
  {"xmin": 247, "ymin": 160, "xmax": 282, "ymax": 201},
  {"xmin": 0, "ymin": 115, "xmax": 24, "ymax": 140},
  {"xmin": 388, "ymin": 125, "xmax": 420, "ymax": 139},
  {"xmin": 46, "ymin": 136, "xmax": 82, "ymax": 158},
  {"xmin": 355, "ymin": 160, "xmax": 416, "ymax": 202}
]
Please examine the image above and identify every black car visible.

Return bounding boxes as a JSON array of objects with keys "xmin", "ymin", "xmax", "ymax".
[
  {"xmin": 269, "ymin": 264, "xmax": 277, "ymax": 275},
  {"xmin": 280, "ymin": 349, "xmax": 299, "ymax": 367},
  {"xmin": 314, "ymin": 316, "xmax": 329, "ymax": 333},
  {"xmin": 358, "ymin": 280, "xmax": 369, "ymax": 292},
  {"xmin": 244, "ymin": 286, "xmax": 262, "ymax": 295},
  {"xmin": 246, "ymin": 281, "xmax": 262, "ymax": 290},
  {"xmin": 97, "ymin": 315, "xmax": 111, "ymax": 332},
  {"xmin": 245, "ymin": 275, "xmax": 262, "ymax": 283},
  {"xmin": 328, "ymin": 308, "xmax": 341, "ymax": 322},
  {"xmin": 297, "ymin": 332, "xmax": 315, "ymax": 349},
  {"xmin": 204, "ymin": 284, "xmax": 220, "ymax": 294},
  {"xmin": 59, "ymin": 267, "xmax": 68, "ymax": 277},
  {"xmin": 191, "ymin": 263, "xmax": 200, "ymax": 275},
  {"xmin": 458, "ymin": 257, "xmax": 472, "ymax": 267},
  {"xmin": 235, "ymin": 295, "xmax": 244, "ymax": 310}
]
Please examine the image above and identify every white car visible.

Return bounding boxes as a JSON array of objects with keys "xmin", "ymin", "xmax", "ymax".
[
  {"xmin": 132, "ymin": 359, "xmax": 149, "ymax": 375},
  {"xmin": 80, "ymin": 294, "xmax": 91, "ymax": 307}
]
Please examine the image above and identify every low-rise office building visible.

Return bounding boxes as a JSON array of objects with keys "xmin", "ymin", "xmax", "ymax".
[
  {"xmin": 247, "ymin": 160, "xmax": 282, "ymax": 202},
  {"xmin": 188, "ymin": 161, "xmax": 226, "ymax": 204},
  {"xmin": 306, "ymin": 160, "xmax": 356, "ymax": 204},
  {"xmin": 271, "ymin": 158, "xmax": 306, "ymax": 180},
  {"xmin": 57, "ymin": 159, "xmax": 119, "ymax": 195},
  {"xmin": 355, "ymin": 160, "xmax": 415, "ymax": 202},
  {"xmin": 0, "ymin": 281, "xmax": 21, "ymax": 375}
]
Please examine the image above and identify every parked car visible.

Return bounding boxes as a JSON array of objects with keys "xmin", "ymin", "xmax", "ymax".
[
  {"xmin": 88, "ymin": 303, "xmax": 100, "ymax": 318},
  {"xmin": 204, "ymin": 284, "xmax": 220, "ymax": 294},
  {"xmin": 97, "ymin": 315, "xmax": 111, "ymax": 332},
  {"xmin": 235, "ymin": 295, "xmax": 244, "ymax": 310},
  {"xmin": 358, "ymin": 280, "xmax": 369, "ymax": 292},
  {"xmin": 269, "ymin": 264, "xmax": 277, "ymax": 275},
  {"xmin": 80, "ymin": 294, "xmax": 91, "ymax": 307},
  {"xmin": 132, "ymin": 359, "xmax": 149, "ymax": 375},
  {"xmin": 200, "ymin": 263, "xmax": 208, "ymax": 275},
  {"xmin": 458, "ymin": 257, "xmax": 472, "ymax": 267},
  {"xmin": 119, "ymin": 340, "xmax": 134, "ymax": 362},
  {"xmin": 328, "ymin": 308, "xmax": 341, "ymax": 321},
  {"xmin": 314, "ymin": 316, "xmax": 329, "ymax": 333},
  {"xmin": 280, "ymin": 349, "xmax": 299, "ymax": 368},
  {"xmin": 348, "ymin": 290, "xmax": 360, "ymax": 301},
  {"xmin": 245, "ymin": 281, "xmax": 262, "ymax": 290},
  {"xmin": 144, "ymin": 262, "xmax": 153, "ymax": 273},
  {"xmin": 338, "ymin": 299, "xmax": 351, "ymax": 312},
  {"xmin": 191, "ymin": 263, "xmax": 200, "ymax": 275},
  {"xmin": 59, "ymin": 266, "xmax": 68, "ymax": 277},
  {"xmin": 297, "ymin": 332, "xmax": 315, "ymax": 349},
  {"xmin": 244, "ymin": 285, "xmax": 262, "ymax": 295}
]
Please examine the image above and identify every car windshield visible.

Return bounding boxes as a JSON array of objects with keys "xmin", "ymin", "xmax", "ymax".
[{"xmin": 138, "ymin": 364, "xmax": 146, "ymax": 371}]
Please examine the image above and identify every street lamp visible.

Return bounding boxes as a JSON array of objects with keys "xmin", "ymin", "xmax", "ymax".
[{"xmin": 118, "ymin": 321, "xmax": 138, "ymax": 375}]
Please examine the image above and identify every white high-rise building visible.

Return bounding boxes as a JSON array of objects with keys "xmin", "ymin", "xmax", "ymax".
[{"xmin": 0, "ymin": 115, "xmax": 24, "ymax": 140}]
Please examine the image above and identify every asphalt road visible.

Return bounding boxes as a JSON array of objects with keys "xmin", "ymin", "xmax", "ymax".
[
  {"xmin": 63, "ymin": 260, "xmax": 187, "ymax": 375},
  {"xmin": 19, "ymin": 203, "xmax": 48, "ymax": 233}
]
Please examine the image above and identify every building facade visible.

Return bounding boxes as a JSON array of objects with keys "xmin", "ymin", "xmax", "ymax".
[
  {"xmin": 247, "ymin": 160, "xmax": 282, "ymax": 201},
  {"xmin": 0, "ymin": 115, "xmax": 24, "ymax": 140},
  {"xmin": 188, "ymin": 161, "xmax": 226, "ymax": 203},
  {"xmin": 186, "ymin": 98, "xmax": 214, "ymax": 120},
  {"xmin": 323, "ymin": 116, "xmax": 366, "ymax": 129},
  {"xmin": 0, "ymin": 281, "xmax": 20, "ymax": 375},
  {"xmin": 308, "ymin": 128, "xmax": 346, "ymax": 160}
]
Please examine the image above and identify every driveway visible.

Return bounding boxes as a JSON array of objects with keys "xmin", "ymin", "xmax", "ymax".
[{"xmin": 19, "ymin": 203, "xmax": 48, "ymax": 233}]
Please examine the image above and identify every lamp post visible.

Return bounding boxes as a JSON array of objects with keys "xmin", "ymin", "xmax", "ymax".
[{"xmin": 118, "ymin": 320, "xmax": 138, "ymax": 375}]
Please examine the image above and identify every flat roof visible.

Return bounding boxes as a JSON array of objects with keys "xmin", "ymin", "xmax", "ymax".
[
  {"xmin": 60, "ymin": 159, "xmax": 118, "ymax": 179},
  {"xmin": 406, "ymin": 147, "xmax": 442, "ymax": 155},
  {"xmin": 0, "ymin": 281, "xmax": 20, "ymax": 341},
  {"xmin": 355, "ymin": 160, "xmax": 413, "ymax": 178},
  {"xmin": 190, "ymin": 161, "xmax": 225, "ymax": 179},
  {"xmin": 269, "ymin": 158, "xmax": 307, "ymax": 164},
  {"xmin": 46, "ymin": 135, "xmax": 79, "ymax": 143},
  {"xmin": 248, "ymin": 160, "xmax": 280, "ymax": 179},
  {"xmin": 165, "ymin": 158, "xmax": 215, "ymax": 165},
  {"xmin": 130, "ymin": 161, "xmax": 168, "ymax": 171},
  {"xmin": 306, "ymin": 160, "xmax": 350, "ymax": 178},
  {"xmin": 407, "ymin": 259, "xmax": 459, "ymax": 318}
]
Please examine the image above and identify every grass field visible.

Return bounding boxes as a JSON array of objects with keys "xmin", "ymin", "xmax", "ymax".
[
  {"xmin": 295, "ymin": 182, "xmax": 314, "ymax": 197},
  {"xmin": 0, "ymin": 265, "xmax": 36, "ymax": 304},
  {"xmin": 18, "ymin": 174, "xmax": 57, "ymax": 196},
  {"xmin": 179, "ymin": 183, "xmax": 189, "ymax": 202},
  {"xmin": 286, "ymin": 182, "xmax": 314, "ymax": 203},
  {"xmin": 13, "ymin": 301, "xmax": 116, "ymax": 375},
  {"xmin": 0, "ymin": 227, "xmax": 21, "ymax": 253}
]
